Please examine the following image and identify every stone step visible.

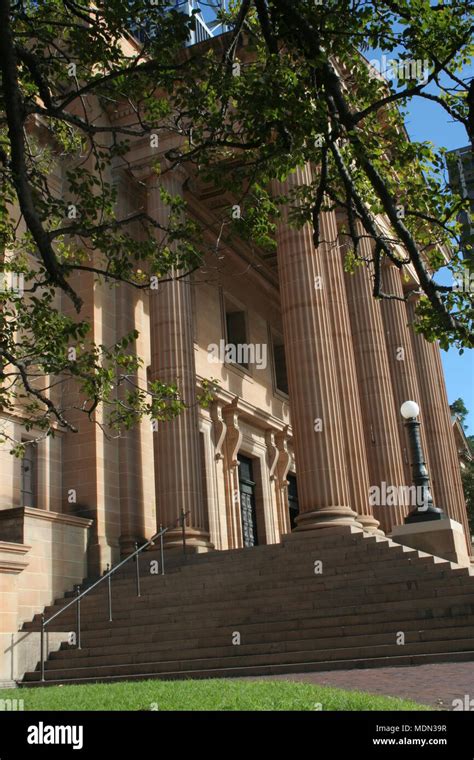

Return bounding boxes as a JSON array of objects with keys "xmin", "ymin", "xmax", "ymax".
[
  {"xmin": 25, "ymin": 637, "xmax": 474, "ymax": 683},
  {"xmin": 53, "ymin": 608, "xmax": 474, "ymax": 649},
  {"xmin": 128, "ymin": 541, "xmax": 439, "ymax": 572},
  {"xmin": 25, "ymin": 587, "xmax": 474, "ymax": 639},
  {"xmin": 36, "ymin": 567, "xmax": 473, "ymax": 620},
  {"xmin": 47, "ymin": 623, "xmax": 474, "ymax": 668},
  {"xmin": 66, "ymin": 554, "xmax": 467, "ymax": 602},
  {"xmin": 33, "ymin": 576, "xmax": 474, "ymax": 631},
  {"xmin": 37, "ymin": 558, "xmax": 474, "ymax": 618},
  {"xmin": 20, "ymin": 529, "xmax": 474, "ymax": 686},
  {"xmin": 22, "ymin": 648, "xmax": 474, "ymax": 687},
  {"xmin": 111, "ymin": 538, "xmax": 430, "ymax": 581}
]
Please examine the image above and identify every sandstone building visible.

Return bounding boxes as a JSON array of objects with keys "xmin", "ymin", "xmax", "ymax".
[{"xmin": 0, "ymin": 5, "xmax": 472, "ymax": 685}]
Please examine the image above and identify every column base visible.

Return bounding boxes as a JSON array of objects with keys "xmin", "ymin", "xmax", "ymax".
[
  {"xmin": 358, "ymin": 514, "xmax": 385, "ymax": 536},
  {"xmin": 390, "ymin": 518, "xmax": 470, "ymax": 567},
  {"xmin": 294, "ymin": 507, "xmax": 363, "ymax": 532},
  {"xmin": 87, "ymin": 539, "xmax": 120, "ymax": 576},
  {"xmin": 163, "ymin": 527, "xmax": 214, "ymax": 553},
  {"xmin": 119, "ymin": 534, "xmax": 148, "ymax": 556}
]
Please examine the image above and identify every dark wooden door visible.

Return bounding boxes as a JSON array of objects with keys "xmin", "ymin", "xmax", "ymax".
[
  {"xmin": 287, "ymin": 474, "xmax": 299, "ymax": 530},
  {"xmin": 238, "ymin": 455, "xmax": 258, "ymax": 547}
]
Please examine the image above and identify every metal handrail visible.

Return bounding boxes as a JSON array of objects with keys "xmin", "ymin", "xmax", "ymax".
[{"xmin": 39, "ymin": 510, "xmax": 190, "ymax": 681}]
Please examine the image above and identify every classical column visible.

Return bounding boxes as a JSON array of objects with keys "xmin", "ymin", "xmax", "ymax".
[
  {"xmin": 274, "ymin": 167, "xmax": 361, "ymax": 531},
  {"xmin": 406, "ymin": 293, "xmax": 470, "ymax": 545},
  {"xmin": 147, "ymin": 170, "xmax": 212, "ymax": 551},
  {"xmin": 115, "ymin": 171, "xmax": 153, "ymax": 554},
  {"xmin": 117, "ymin": 282, "xmax": 149, "ymax": 554},
  {"xmin": 61, "ymin": 267, "xmax": 122, "ymax": 574},
  {"xmin": 322, "ymin": 210, "xmax": 381, "ymax": 534},
  {"xmin": 380, "ymin": 261, "xmax": 432, "ymax": 485},
  {"xmin": 341, "ymin": 222, "xmax": 408, "ymax": 533}
]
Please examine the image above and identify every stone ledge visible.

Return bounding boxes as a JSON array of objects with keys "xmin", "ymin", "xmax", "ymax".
[
  {"xmin": 390, "ymin": 518, "xmax": 470, "ymax": 567},
  {"xmin": 0, "ymin": 542, "xmax": 30, "ymax": 574},
  {"xmin": 0, "ymin": 507, "xmax": 93, "ymax": 530}
]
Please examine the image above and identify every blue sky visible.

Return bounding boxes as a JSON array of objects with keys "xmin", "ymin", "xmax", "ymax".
[{"xmin": 403, "ymin": 86, "xmax": 474, "ymax": 433}]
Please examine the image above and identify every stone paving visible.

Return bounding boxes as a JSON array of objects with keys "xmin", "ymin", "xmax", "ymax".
[{"xmin": 256, "ymin": 663, "xmax": 474, "ymax": 708}]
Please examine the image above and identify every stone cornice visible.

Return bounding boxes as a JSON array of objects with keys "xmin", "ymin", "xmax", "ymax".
[
  {"xmin": 0, "ymin": 507, "xmax": 93, "ymax": 529},
  {"xmin": 0, "ymin": 541, "xmax": 31, "ymax": 574},
  {"xmin": 196, "ymin": 376, "xmax": 292, "ymax": 437},
  {"xmin": 0, "ymin": 541, "xmax": 31, "ymax": 556}
]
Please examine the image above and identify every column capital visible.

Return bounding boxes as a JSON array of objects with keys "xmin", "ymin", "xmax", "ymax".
[
  {"xmin": 210, "ymin": 400, "xmax": 227, "ymax": 461},
  {"xmin": 265, "ymin": 430, "xmax": 279, "ymax": 482},
  {"xmin": 222, "ymin": 402, "xmax": 242, "ymax": 469}
]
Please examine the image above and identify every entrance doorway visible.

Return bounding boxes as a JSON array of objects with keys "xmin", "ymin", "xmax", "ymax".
[
  {"xmin": 238, "ymin": 455, "xmax": 258, "ymax": 547},
  {"xmin": 287, "ymin": 474, "xmax": 299, "ymax": 530}
]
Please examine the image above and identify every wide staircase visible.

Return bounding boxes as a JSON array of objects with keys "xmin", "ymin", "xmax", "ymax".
[{"xmin": 20, "ymin": 527, "xmax": 474, "ymax": 685}]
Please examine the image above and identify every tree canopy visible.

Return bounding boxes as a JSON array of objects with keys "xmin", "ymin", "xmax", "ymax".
[{"xmin": 0, "ymin": 0, "xmax": 473, "ymax": 451}]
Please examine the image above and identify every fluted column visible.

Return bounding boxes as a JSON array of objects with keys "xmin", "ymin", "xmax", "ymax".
[
  {"xmin": 147, "ymin": 170, "xmax": 212, "ymax": 551},
  {"xmin": 117, "ymin": 281, "xmax": 149, "ymax": 554},
  {"xmin": 115, "ymin": 171, "xmax": 152, "ymax": 554},
  {"xmin": 322, "ymin": 210, "xmax": 381, "ymax": 534},
  {"xmin": 406, "ymin": 293, "xmax": 470, "ymax": 546},
  {"xmin": 342, "ymin": 222, "xmax": 408, "ymax": 532},
  {"xmin": 380, "ymin": 261, "xmax": 432, "ymax": 485},
  {"xmin": 274, "ymin": 166, "xmax": 360, "ymax": 531}
]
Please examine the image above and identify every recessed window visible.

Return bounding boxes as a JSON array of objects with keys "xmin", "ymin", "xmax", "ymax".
[
  {"xmin": 225, "ymin": 299, "xmax": 249, "ymax": 369},
  {"xmin": 21, "ymin": 441, "xmax": 37, "ymax": 508},
  {"xmin": 272, "ymin": 333, "xmax": 289, "ymax": 395}
]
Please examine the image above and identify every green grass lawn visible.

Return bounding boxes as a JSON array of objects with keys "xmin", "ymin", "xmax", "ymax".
[{"xmin": 0, "ymin": 678, "xmax": 431, "ymax": 711}]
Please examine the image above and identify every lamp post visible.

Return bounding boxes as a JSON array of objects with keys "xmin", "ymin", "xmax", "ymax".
[{"xmin": 400, "ymin": 400, "xmax": 445, "ymax": 523}]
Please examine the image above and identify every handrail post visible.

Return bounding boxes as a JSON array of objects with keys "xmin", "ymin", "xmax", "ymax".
[
  {"xmin": 160, "ymin": 524, "xmax": 165, "ymax": 575},
  {"xmin": 106, "ymin": 563, "xmax": 112, "ymax": 621},
  {"xmin": 135, "ymin": 542, "xmax": 141, "ymax": 597},
  {"xmin": 75, "ymin": 585, "xmax": 81, "ymax": 650},
  {"xmin": 40, "ymin": 613, "xmax": 45, "ymax": 682}
]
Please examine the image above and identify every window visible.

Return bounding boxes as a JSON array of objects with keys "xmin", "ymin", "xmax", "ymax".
[
  {"xmin": 224, "ymin": 298, "xmax": 249, "ymax": 370},
  {"xmin": 21, "ymin": 442, "xmax": 36, "ymax": 508},
  {"xmin": 272, "ymin": 332, "xmax": 289, "ymax": 395}
]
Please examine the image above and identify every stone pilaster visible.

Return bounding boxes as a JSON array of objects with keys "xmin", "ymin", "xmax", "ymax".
[
  {"xmin": 115, "ymin": 172, "xmax": 154, "ymax": 554},
  {"xmin": 61, "ymin": 268, "xmax": 121, "ymax": 575},
  {"xmin": 322, "ymin": 210, "xmax": 381, "ymax": 534},
  {"xmin": 222, "ymin": 402, "xmax": 243, "ymax": 547},
  {"xmin": 117, "ymin": 282, "xmax": 150, "ymax": 554},
  {"xmin": 341, "ymin": 225, "xmax": 407, "ymax": 532},
  {"xmin": 209, "ymin": 400, "xmax": 230, "ymax": 550},
  {"xmin": 147, "ymin": 170, "xmax": 212, "ymax": 551},
  {"xmin": 275, "ymin": 427, "xmax": 292, "ymax": 538},
  {"xmin": 265, "ymin": 428, "xmax": 292, "ymax": 540},
  {"xmin": 380, "ymin": 261, "xmax": 432, "ymax": 486},
  {"xmin": 406, "ymin": 293, "xmax": 470, "ymax": 546},
  {"xmin": 274, "ymin": 167, "xmax": 360, "ymax": 531}
]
